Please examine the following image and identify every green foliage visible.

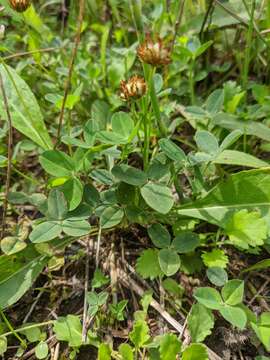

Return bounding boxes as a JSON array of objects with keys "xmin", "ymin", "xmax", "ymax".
[
  {"xmin": 182, "ymin": 343, "xmax": 209, "ymax": 360},
  {"xmin": 53, "ymin": 315, "xmax": 82, "ymax": 347},
  {"xmin": 188, "ymin": 304, "xmax": 214, "ymax": 343},
  {"xmin": 202, "ymin": 249, "xmax": 228, "ymax": 268},
  {"xmin": 129, "ymin": 320, "xmax": 150, "ymax": 349},
  {"xmin": 136, "ymin": 249, "xmax": 163, "ymax": 280}
]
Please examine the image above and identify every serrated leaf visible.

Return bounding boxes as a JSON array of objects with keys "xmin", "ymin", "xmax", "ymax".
[
  {"xmin": 98, "ymin": 343, "xmax": 111, "ymax": 360},
  {"xmin": 129, "ymin": 320, "xmax": 150, "ymax": 348},
  {"xmin": 159, "ymin": 333, "xmax": 181, "ymax": 360},
  {"xmin": 202, "ymin": 249, "xmax": 228, "ymax": 268},
  {"xmin": 136, "ymin": 249, "xmax": 163, "ymax": 280},
  {"xmin": 226, "ymin": 209, "xmax": 267, "ymax": 249},
  {"xmin": 182, "ymin": 343, "xmax": 209, "ymax": 360},
  {"xmin": 188, "ymin": 304, "xmax": 214, "ymax": 342},
  {"xmin": 119, "ymin": 343, "xmax": 133, "ymax": 360}
]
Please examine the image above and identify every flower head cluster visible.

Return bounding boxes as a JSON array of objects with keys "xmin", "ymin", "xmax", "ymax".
[
  {"xmin": 137, "ymin": 36, "xmax": 171, "ymax": 66},
  {"xmin": 8, "ymin": 0, "xmax": 31, "ymax": 12},
  {"xmin": 120, "ymin": 75, "xmax": 147, "ymax": 101}
]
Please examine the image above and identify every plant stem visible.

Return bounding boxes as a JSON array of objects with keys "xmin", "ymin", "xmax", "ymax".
[
  {"xmin": 0, "ymin": 320, "xmax": 55, "ymax": 338},
  {"xmin": 189, "ymin": 58, "xmax": 195, "ymax": 105},
  {"xmin": 242, "ymin": 0, "xmax": 256, "ymax": 93},
  {"xmin": 0, "ymin": 72, "xmax": 13, "ymax": 240},
  {"xmin": 55, "ymin": 0, "xmax": 85, "ymax": 147},
  {"xmin": 0, "ymin": 310, "xmax": 27, "ymax": 347}
]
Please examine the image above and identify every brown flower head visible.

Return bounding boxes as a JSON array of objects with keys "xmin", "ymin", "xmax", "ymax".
[
  {"xmin": 8, "ymin": 0, "xmax": 31, "ymax": 12},
  {"xmin": 137, "ymin": 36, "xmax": 171, "ymax": 66},
  {"xmin": 120, "ymin": 75, "xmax": 147, "ymax": 101}
]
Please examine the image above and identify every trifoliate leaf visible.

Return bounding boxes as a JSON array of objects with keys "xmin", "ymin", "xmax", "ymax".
[
  {"xmin": 136, "ymin": 249, "xmax": 163, "ymax": 280},
  {"xmin": 188, "ymin": 303, "xmax": 214, "ymax": 342},
  {"xmin": 202, "ymin": 249, "xmax": 228, "ymax": 268},
  {"xmin": 226, "ymin": 210, "xmax": 267, "ymax": 249}
]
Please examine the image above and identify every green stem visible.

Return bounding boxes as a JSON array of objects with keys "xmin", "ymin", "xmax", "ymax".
[
  {"xmin": 0, "ymin": 310, "xmax": 27, "ymax": 347},
  {"xmin": 242, "ymin": 0, "xmax": 255, "ymax": 93},
  {"xmin": 189, "ymin": 58, "xmax": 195, "ymax": 105}
]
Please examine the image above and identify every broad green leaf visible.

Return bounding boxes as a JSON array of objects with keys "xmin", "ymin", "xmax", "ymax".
[
  {"xmin": 119, "ymin": 344, "xmax": 133, "ymax": 360},
  {"xmin": 220, "ymin": 305, "xmax": 247, "ymax": 329},
  {"xmin": 188, "ymin": 303, "xmax": 214, "ymax": 342},
  {"xmin": 213, "ymin": 113, "xmax": 270, "ymax": 142},
  {"xmin": 172, "ymin": 231, "xmax": 200, "ymax": 253},
  {"xmin": 19, "ymin": 324, "xmax": 41, "ymax": 342},
  {"xmin": 111, "ymin": 112, "xmax": 134, "ymax": 138},
  {"xmin": 202, "ymin": 249, "xmax": 228, "ymax": 268},
  {"xmin": 39, "ymin": 150, "xmax": 74, "ymax": 177},
  {"xmin": 221, "ymin": 280, "xmax": 244, "ymax": 306},
  {"xmin": 205, "ymin": 89, "xmax": 224, "ymax": 115},
  {"xmin": 48, "ymin": 189, "xmax": 68, "ymax": 220},
  {"xmin": 141, "ymin": 182, "xmax": 174, "ymax": 214},
  {"xmin": 136, "ymin": 249, "xmax": 163, "ymax": 280},
  {"xmin": 100, "ymin": 206, "xmax": 124, "ymax": 229},
  {"xmin": 219, "ymin": 130, "xmax": 243, "ymax": 151},
  {"xmin": 129, "ymin": 320, "xmax": 150, "ymax": 348},
  {"xmin": 226, "ymin": 209, "xmax": 267, "ymax": 249},
  {"xmin": 194, "ymin": 40, "xmax": 213, "ymax": 58},
  {"xmin": 206, "ymin": 267, "xmax": 228, "ymax": 287},
  {"xmin": 53, "ymin": 315, "xmax": 82, "ymax": 347},
  {"xmin": 182, "ymin": 343, "xmax": 209, "ymax": 360},
  {"xmin": 193, "ymin": 287, "xmax": 223, "ymax": 310},
  {"xmin": 162, "ymin": 278, "xmax": 184, "ymax": 298},
  {"xmin": 90, "ymin": 169, "xmax": 114, "ymax": 185},
  {"xmin": 159, "ymin": 333, "xmax": 181, "ymax": 360},
  {"xmin": 159, "ymin": 139, "xmax": 186, "ymax": 162},
  {"xmin": 158, "ymin": 249, "xmax": 180, "ymax": 276},
  {"xmin": 61, "ymin": 177, "xmax": 83, "ymax": 211},
  {"xmin": 112, "ymin": 164, "xmax": 147, "ymax": 187},
  {"xmin": 195, "ymin": 131, "xmax": 219, "ymax": 155},
  {"xmin": 35, "ymin": 342, "xmax": 48, "ymax": 359},
  {"xmin": 62, "ymin": 219, "xmax": 91, "ymax": 237},
  {"xmin": 0, "ymin": 64, "xmax": 52, "ymax": 150},
  {"xmin": 30, "ymin": 221, "xmax": 62, "ymax": 243},
  {"xmin": 97, "ymin": 131, "xmax": 127, "ymax": 145},
  {"xmin": 98, "ymin": 343, "xmax": 111, "ymax": 360},
  {"xmin": 176, "ymin": 169, "xmax": 270, "ymax": 228},
  {"xmin": 1, "ymin": 236, "xmax": 26, "ymax": 255},
  {"xmin": 214, "ymin": 150, "xmax": 268, "ymax": 168},
  {"xmin": 0, "ymin": 337, "xmax": 7, "ymax": 356},
  {"xmin": 251, "ymin": 313, "xmax": 270, "ymax": 351},
  {"xmin": 0, "ymin": 245, "xmax": 47, "ymax": 309},
  {"xmin": 148, "ymin": 223, "xmax": 171, "ymax": 248}
]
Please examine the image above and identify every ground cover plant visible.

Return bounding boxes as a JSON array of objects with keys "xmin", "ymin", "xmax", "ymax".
[{"xmin": 0, "ymin": 0, "xmax": 270, "ymax": 359}]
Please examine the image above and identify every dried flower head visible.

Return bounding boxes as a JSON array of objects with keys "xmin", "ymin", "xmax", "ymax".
[
  {"xmin": 8, "ymin": 0, "xmax": 31, "ymax": 12},
  {"xmin": 120, "ymin": 75, "xmax": 147, "ymax": 101},
  {"xmin": 137, "ymin": 36, "xmax": 171, "ymax": 66}
]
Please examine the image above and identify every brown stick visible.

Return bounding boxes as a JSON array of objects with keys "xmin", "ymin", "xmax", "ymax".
[
  {"xmin": 55, "ymin": 0, "xmax": 85, "ymax": 146},
  {"xmin": 0, "ymin": 72, "xmax": 13, "ymax": 239}
]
